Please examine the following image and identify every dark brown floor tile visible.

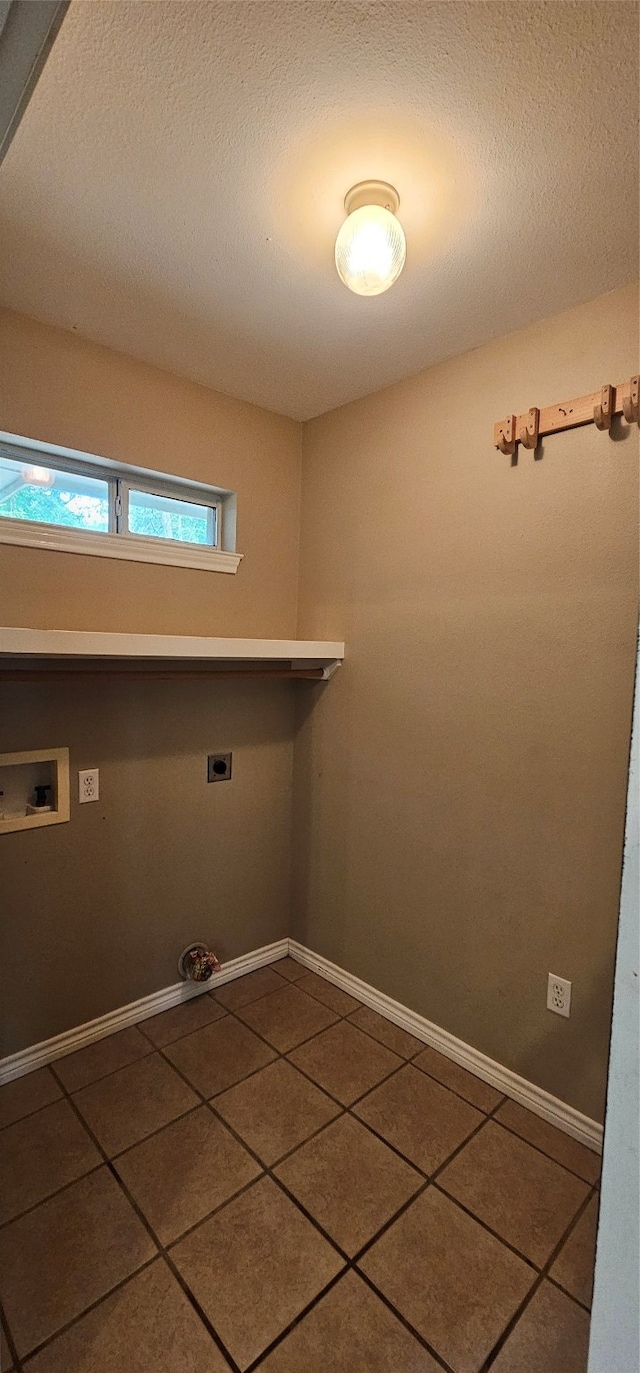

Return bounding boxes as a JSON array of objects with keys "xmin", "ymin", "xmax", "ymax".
[
  {"xmin": 359, "ymin": 1187, "xmax": 535, "ymax": 1373},
  {"xmin": 236, "ymin": 984, "xmax": 339, "ymax": 1052},
  {"xmin": 274, "ymin": 1113, "xmax": 422, "ymax": 1256},
  {"xmin": 163, "ymin": 1016, "xmax": 276, "ymax": 1098},
  {"xmin": 212, "ymin": 966, "xmax": 285, "ymax": 1011},
  {"xmin": 258, "ymin": 1269, "xmax": 441, "ymax": 1371},
  {"xmin": 53, "ymin": 1027, "xmax": 151, "ymax": 1093},
  {"xmin": 115, "ymin": 1105, "xmax": 261, "ymax": 1244},
  {"xmin": 439, "ymin": 1121, "xmax": 589, "ymax": 1266},
  {"xmin": 1, "ymin": 1323, "xmax": 13, "ymax": 1371},
  {"xmin": 72, "ymin": 1053, "xmax": 198, "ymax": 1156},
  {"xmin": 413, "ymin": 1046, "xmax": 504, "ymax": 1113},
  {"xmin": 288, "ymin": 1021, "xmax": 402, "ymax": 1105},
  {"xmin": 140, "ymin": 994, "xmax": 225, "ymax": 1048},
  {"xmin": 0, "ymin": 1099, "xmax": 101, "ymax": 1224},
  {"xmin": 296, "ymin": 971, "xmax": 361, "ymax": 1015},
  {"xmin": 495, "ymin": 1099, "xmax": 601, "ymax": 1183},
  {"xmin": 172, "ymin": 1176, "xmax": 343, "ymax": 1370},
  {"xmin": 214, "ymin": 1059, "xmax": 340, "ymax": 1165},
  {"xmin": 490, "ymin": 1280, "xmax": 590, "ymax": 1373},
  {"xmin": 25, "ymin": 1259, "xmax": 231, "ymax": 1372},
  {"xmin": 0, "ymin": 1068, "xmax": 62, "ymax": 1130},
  {"xmin": 0, "ymin": 1168, "xmax": 155, "ymax": 1358},
  {"xmin": 549, "ymin": 1195, "xmax": 599, "ymax": 1308},
  {"xmin": 271, "ymin": 957, "xmax": 306, "ymax": 981},
  {"xmin": 347, "ymin": 1005, "xmax": 425, "ymax": 1058},
  {"xmin": 354, "ymin": 1064, "xmax": 482, "ymax": 1173}
]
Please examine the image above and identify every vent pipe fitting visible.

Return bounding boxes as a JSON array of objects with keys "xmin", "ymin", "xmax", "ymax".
[{"xmin": 178, "ymin": 942, "xmax": 221, "ymax": 983}]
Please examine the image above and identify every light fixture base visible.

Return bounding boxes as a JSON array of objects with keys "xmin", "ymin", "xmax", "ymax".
[{"xmin": 344, "ymin": 180, "xmax": 400, "ymax": 216}]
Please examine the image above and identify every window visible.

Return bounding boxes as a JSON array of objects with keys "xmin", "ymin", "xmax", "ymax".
[{"xmin": 0, "ymin": 434, "xmax": 240, "ymax": 574}]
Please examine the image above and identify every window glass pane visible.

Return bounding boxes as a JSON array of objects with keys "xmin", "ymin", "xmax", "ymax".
[
  {"xmin": 0, "ymin": 454, "xmax": 110, "ymax": 532},
  {"xmin": 128, "ymin": 489, "xmax": 215, "ymax": 545}
]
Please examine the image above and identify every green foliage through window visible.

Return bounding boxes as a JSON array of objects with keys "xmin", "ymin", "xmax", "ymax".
[{"xmin": 1, "ymin": 485, "xmax": 109, "ymax": 531}]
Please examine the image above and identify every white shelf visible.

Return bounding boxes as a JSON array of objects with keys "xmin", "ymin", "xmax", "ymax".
[{"xmin": 0, "ymin": 628, "xmax": 344, "ymax": 680}]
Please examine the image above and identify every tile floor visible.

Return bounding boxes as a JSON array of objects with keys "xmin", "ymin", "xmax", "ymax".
[{"xmin": 0, "ymin": 957, "xmax": 599, "ymax": 1373}]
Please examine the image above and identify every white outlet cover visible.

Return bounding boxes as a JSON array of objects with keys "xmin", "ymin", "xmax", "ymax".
[
  {"xmin": 78, "ymin": 769, "xmax": 99, "ymax": 803},
  {"xmin": 547, "ymin": 972, "xmax": 572, "ymax": 1018}
]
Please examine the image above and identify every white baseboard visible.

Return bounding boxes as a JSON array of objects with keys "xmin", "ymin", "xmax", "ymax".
[
  {"xmin": 289, "ymin": 940, "xmax": 603, "ymax": 1155},
  {"xmin": 0, "ymin": 938, "xmax": 288, "ymax": 1086},
  {"xmin": 0, "ymin": 934, "xmax": 604, "ymax": 1156}
]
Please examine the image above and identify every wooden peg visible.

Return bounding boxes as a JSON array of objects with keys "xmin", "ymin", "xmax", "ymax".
[
  {"xmin": 622, "ymin": 375, "xmax": 639, "ymax": 424},
  {"xmin": 594, "ymin": 384, "xmax": 614, "ymax": 430},
  {"xmin": 518, "ymin": 406, "xmax": 539, "ymax": 449},
  {"xmin": 494, "ymin": 414, "xmax": 517, "ymax": 455}
]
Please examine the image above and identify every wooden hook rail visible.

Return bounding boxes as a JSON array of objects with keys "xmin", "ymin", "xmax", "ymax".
[{"xmin": 494, "ymin": 375, "xmax": 639, "ymax": 455}]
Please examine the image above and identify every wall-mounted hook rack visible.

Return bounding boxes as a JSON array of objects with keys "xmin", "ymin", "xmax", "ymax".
[{"xmin": 494, "ymin": 376, "xmax": 639, "ymax": 454}]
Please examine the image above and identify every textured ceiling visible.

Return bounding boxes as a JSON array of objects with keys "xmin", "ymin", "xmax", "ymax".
[{"xmin": 0, "ymin": 0, "xmax": 637, "ymax": 420}]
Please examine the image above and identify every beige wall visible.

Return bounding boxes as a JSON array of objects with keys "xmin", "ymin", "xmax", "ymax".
[
  {"xmin": 0, "ymin": 307, "xmax": 301, "ymax": 636},
  {"xmin": 294, "ymin": 283, "xmax": 639, "ymax": 1122},
  {"xmin": 0, "ymin": 677, "xmax": 293, "ymax": 1054},
  {"xmin": 1, "ymin": 290, "xmax": 637, "ymax": 1114},
  {"xmin": 0, "ymin": 310, "xmax": 300, "ymax": 1052}
]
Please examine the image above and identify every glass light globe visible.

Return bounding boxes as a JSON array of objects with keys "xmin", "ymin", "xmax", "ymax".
[
  {"xmin": 22, "ymin": 464, "xmax": 54, "ymax": 487},
  {"xmin": 335, "ymin": 202, "xmax": 406, "ymax": 297}
]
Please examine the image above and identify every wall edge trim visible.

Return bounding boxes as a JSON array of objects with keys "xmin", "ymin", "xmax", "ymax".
[
  {"xmin": 0, "ymin": 938, "xmax": 288, "ymax": 1084},
  {"xmin": 289, "ymin": 940, "xmax": 603, "ymax": 1154}
]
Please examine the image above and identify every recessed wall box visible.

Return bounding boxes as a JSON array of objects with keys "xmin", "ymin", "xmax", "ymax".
[{"xmin": 0, "ymin": 747, "xmax": 70, "ymax": 834}]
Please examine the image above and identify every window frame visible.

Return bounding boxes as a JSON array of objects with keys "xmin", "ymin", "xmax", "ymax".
[{"xmin": 0, "ymin": 432, "xmax": 241, "ymax": 574}]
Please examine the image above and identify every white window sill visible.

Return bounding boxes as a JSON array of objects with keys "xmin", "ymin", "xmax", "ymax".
[{"xmin": 0, "ymin": 517, "xmax": 243, "ymax": 574}]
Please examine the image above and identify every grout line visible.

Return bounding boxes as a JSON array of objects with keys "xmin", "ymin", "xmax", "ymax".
[
  {"xmin": 166, "ymin": 1042, "xmax": 534, "ymax": 1371},
  {"xmin": 255, "ymin": 1103, "xmax": 346, "ymax": 1171},
  {"xmin": 245, "ymin": 1247, "xmax": 455, "ymax": 1373},
  {"xmin": 1, "ymin": 1301, "xmax": 22, "ymax": 1373},
  {"xmin": 0, "ymin": 1158, "xmax": 105, "ymax": 1233},
  {"xmin": 242, "ymin": 1270, "xmax": 349, "ymax": 1373},
  {"xmin": 143, "ymin": 1038, "xmax": 476, "ymax": 1371},
  {"xmin": 231, "ymin": 1003, "xmax": 342, "ymax": 1054},
  {"xmin": 2, "ymin": 972, "xmax": 600, "ymax": 1373},
  {"xmin": 16, "ymin": 1256, "xmax": 160, "ymax": 1367},
  {"xmin": 346, "ymin": 1178, "xmax": 431, "ymax": 1265},
  {"xmin": 0, "ymin": 1079, "xmax": 67, "ymax": 1136},
  {"xmin": 286, "ymin": 1051, "xmax": 409, "ymax": 1111},
  {"xmin": 409, "ymin": 1057, "xmax": 508, "ymax": 1113},
  {"xmin": 545, "ymin": 1272, "xmax": 593, "ymax": 1314},
  {"xmin": 430, "ymin": 1182, "xmax": 540, "ymax": 1274},
  {"xmin": 348, "ymin": 1021, "xmax": 598, "ymax": 1183},
  {"xmin": 158, "ymin": 1253, "xmax": 243, "ymax": 1373},
  {"xmin": 430, "ymin": 1095, "xmax": 505, "ymax": 1176},
  {"xmin": 489, "ymin": 1116, "xmax": 600, "ymax": 1186},
  {"xmin": 109, "ymin": 1101, "xmax": 203, "ymax": 1163},
  {"xmin": 478, "ymin": 1183, "xmax": 599, "ymax": 1371},
  {"xmin": 345, "ymin": 1103, "xmax": 546, "ymax": 1275},
  {"xmin": 42, "ymin": 1063, "xmax": 243, "ymax": 1373},
  {"xmin": 49, "ymin": 1042, "xmax": 159, "ymax": 1095},
  {"xmin": 161, "ymin": 1174, "xmax": 267, "ymax": 1253},
  {"xmin": 68, "ymin": 1012, "xmax": 596, "ymax": 1368},
  {"xmin": 135, "ymin": 1010, "xmax": 229, "ymax": 1051},
  {"xmin": 354, "ymin": 1268, "xmax": 457, "ymax": 1373}
]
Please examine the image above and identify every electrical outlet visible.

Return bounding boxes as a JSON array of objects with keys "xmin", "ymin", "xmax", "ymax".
[
  {"xmin": 78, "ymin": 769, "xmax": 99, "ymax": 803},
  {"xmin": 547, "ymin": 973, "xmax": 572, "ymax": 1018}
]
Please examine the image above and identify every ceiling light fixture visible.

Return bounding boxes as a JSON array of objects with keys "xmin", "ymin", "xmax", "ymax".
[
  {"xmin": 335, "ymin": 181, "xmax": 406, "ymax": 297},
  {"xmin": 22, "ymin": 464, "xmax": 54, "ymax": 487}
]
